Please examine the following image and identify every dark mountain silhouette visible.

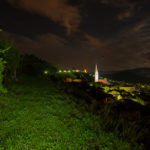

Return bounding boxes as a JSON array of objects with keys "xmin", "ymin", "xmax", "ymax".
[{"xmin": 103, "ymin": 68, "xmax": 150, "ymax": 83}]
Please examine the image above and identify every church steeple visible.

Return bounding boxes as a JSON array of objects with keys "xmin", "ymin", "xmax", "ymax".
[{"xmin": 95, "ymin": 64, "xmax": 99, "ymax": 82}]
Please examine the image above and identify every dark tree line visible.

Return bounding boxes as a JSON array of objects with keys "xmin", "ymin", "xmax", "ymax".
[{"xmin": 0, "ymin": 30, "xmax": 60, "ymax": 93}]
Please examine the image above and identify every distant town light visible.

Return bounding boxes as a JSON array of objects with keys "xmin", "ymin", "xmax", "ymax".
[
  {"xmin": 75, "ymin": 69, "xmax": 80, "ymax": 72},
  {"xmin": 83, "ymin": 69, "xmax": 87, "ymax": 73},
  {"xmin": 44, "ymin": 70, "xmax": 48, "ymax": 75},
  {"xmin": 89, "ymin": 83, "xmax": 93, "ymax": 86}
]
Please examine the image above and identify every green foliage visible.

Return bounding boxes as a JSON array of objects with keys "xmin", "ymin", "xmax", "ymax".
[
  {"xmin": 0, "ymin": 40, "xmax": 20, "ymax": 80},
  {"xmin": 0, "ymin": 58, "xmax": 7, "ymax": 93},
  {"xmin": 3, "ymin": 45, "xmax": 20, "ymax": 68},
  {"xmin": 0, "ymin": 40, "xmax": 11, "ymax": 53},
  {"xmin": 0, "ymin": 39, "xmax": 8, "ymax": 93},
  {"xmin": 96, "ymin": 102, "xmax": 146, "ymax": 149}
]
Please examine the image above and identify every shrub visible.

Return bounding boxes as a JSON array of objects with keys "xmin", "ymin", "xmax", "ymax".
[{"xmin": 0, "ymin": 58, "xmax": 7, "ymax": 93}]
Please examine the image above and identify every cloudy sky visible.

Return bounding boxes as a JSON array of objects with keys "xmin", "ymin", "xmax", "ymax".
[{"xmin": 0, "ymin": 0, "xmax": 150, "ymax": 71}]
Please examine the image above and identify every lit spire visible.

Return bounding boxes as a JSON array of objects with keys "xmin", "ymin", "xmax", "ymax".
[{"xmin": 95, "ymin": 64, "xmax": 99, "ymax": 82}]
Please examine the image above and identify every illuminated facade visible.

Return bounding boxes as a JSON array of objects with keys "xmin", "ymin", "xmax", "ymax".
[
  {"xmin": 98, "ymin": 79, "xmax": 108, "ymax": 84},
  {"xmin": 95, "ymin": 64, "xmax": 99, "ymax": 82}
]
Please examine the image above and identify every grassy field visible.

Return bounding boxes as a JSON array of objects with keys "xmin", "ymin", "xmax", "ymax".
[{"xmin": 0, "ymin": 76, "xmax": 140, "ymax": 150}]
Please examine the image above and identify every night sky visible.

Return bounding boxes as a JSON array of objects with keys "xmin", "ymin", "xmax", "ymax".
[{"xmin": 1, "ymin": 0, "xmax": 150, "ymax": 71}]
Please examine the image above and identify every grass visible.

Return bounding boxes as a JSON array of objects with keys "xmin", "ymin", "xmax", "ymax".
[{"xmin": 0, "ymin": 76, "xmax": 140, "ymax": 150}]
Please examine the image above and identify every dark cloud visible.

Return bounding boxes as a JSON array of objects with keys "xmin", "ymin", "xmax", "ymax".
[
  {"xmin": 100, "ymin": 0, "xmax": 148, "ymax": 21},
  {"xmin": 117, "ymin": 10, "xmax": 133, "ymax": 20},
  {"xmin": 141, "ymin": 52, "xmax": 150, "ymax": 60},
  {"xmin": 102, "ymin": 18, "xmax": 150, "ymax": 70},
  {"xmin": 1, "ymin": 0, "xmax": 150, "ymax": 71},
  {"xmin": 0, "ymin": 31, "xmax": 65, "ymax": 60},
  {"xmin": 7, "ymin": 0, "xmax": 81, "ymax": 35},
  {"xmin": 100, "ymin": 0, "xmax": 129, "ymax": 6},
  {"xmin": 81, "ymin": 34, "xmax": 106, "ymax": 48},
  {"xmin": 0, "ymin": 31, "xmax": 93, "ymax": 70},
  {"xmin": 1, "ymin": 22, "xmax": 150, "ymax": 71}
]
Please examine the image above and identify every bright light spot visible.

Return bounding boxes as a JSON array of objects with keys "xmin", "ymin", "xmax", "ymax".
[
  {"xmin": 59, "ymin": 70, "xmax": 62, "ymax": 73},
  {"xmin": 44, "ymin": 70, "xmax": 48, "ymax": 75},
  {"xmin": 83, "ymin": 69, "xmax": 87, "ymax": 73},
  {"xmin": 89, "ymin": 83, "xmax": 93, "ymax": 86},
  {"xmin": 68, "ymin": 70, "xmax": 71, "ymax": 73},
  {"xmin": 75, "ymin": 70, "xmax": 80, "ymax": 72},
  {"xmin": 64, "ymin": 70, "xmax": 66, "ymax": 72},
  {"xmin": 73, "ymin": 79, "xmax": 82, "ymax": 82}
]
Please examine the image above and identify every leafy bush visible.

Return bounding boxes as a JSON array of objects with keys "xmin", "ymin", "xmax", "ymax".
[
  {"xmin": 0, "ymin": 55, "xmax": 7, "ymax": 93},
  {"xmin": 0, "ymin": 40, "xmax": 20, "ymax": 80}
]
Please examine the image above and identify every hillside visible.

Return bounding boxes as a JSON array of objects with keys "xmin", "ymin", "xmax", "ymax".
[{"xmin": 0, "ymin": 76, "xmax": 134, "ymax": 150}]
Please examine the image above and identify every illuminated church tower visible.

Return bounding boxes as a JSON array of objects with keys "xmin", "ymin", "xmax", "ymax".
[{"xmin": 95, "ymin": 64, "xmax": 99, "ymax": 82}]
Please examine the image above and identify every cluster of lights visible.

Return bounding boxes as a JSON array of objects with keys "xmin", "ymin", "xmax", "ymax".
[
  {"xmin": 59, "ymin": 69, "xmax": 88, "ymax": 73},
  {"xmin": 59, "ymin": 70, "xmax": 71, "ymax": 73},
  {"xmin": 44, "ymin": 69, "xmax": 88, "ymax": 74},
  {"xmin": 73, "ymin": 69, "xmax": 80, "ymax": 72}
]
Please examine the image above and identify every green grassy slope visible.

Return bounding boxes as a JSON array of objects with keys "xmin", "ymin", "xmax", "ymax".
[{"xmin": 0, "ymin": 77, "xmax": 135, "ymax": 150}]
